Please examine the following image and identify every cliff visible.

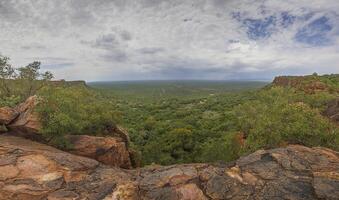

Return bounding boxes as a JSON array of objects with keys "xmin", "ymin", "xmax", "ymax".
[
  {"xmin": 271, "ymin": 74, "xmax": 339, "ymax": 94},
  {"xmin": 0, "ymin": 135, "xmax": 338, "ymax": 200}
]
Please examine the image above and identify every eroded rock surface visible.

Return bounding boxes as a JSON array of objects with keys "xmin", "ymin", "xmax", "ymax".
[
  {"xmin": 0, "ymin": 107, "xmax": 19, "ymax": 125},
  {"xmin": 7, "ymin": 96, "xmax": 42, "ymax": 139},
  {"xmin": 272, "ymin": 76, "xmax": 329, "ymax": 94},
  {"xmin": 67, "ymin": 135, "xmax": 132, "ymax": 169},
  {"xmin": 0, "ymin": 135, "xmax": 338, "ymax": 200}
]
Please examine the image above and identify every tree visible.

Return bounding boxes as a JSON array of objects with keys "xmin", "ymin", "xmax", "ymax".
[
  {"xmin": 0, "ymin": 56, "xmax": 16, "ymax": 97},
  {"xmin": 18, "ymin": 61, "xmax": 54, "ymax": 98},
  {"xmin": 0, "ymin": 56, "xmax": 54, "ymax": 101}
]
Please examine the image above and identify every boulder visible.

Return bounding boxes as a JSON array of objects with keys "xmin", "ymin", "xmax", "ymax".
[
  {"xmin": 0, "ymin": 135, "xmax": 338, "ymax": 200},
  {"xmin": 323, "ymin": 98, "xmax": 339, "ymax": 124},
  {"xmin": 7, "ymin": 96, "xmax": 42, "ymax": 139},
  {"xmin": 67, "ymin": 135, "xmax": 132, "ymax": 169},
  {"xmin": 0, "ymin": 107, "xmax": 19, "ymax": 125}
]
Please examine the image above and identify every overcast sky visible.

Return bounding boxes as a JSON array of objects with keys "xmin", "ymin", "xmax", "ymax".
[{"xmin": 1, "ymin": 0, "xmax": 339, "ymax": 81}]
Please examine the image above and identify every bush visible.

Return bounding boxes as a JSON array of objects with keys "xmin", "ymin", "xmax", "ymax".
[
  {"xmin": 0, "ymin": 95, "xmax": 21, "ymax": 107},
  {"xmin": 199, "ymin": 131, "xmax": 242, "ymax": 162},
  {"xmin": 233, "ymin": 87, "xmax": 339, "ymax": 153},
  {"xmin": 36, "ymin": 86, "xmax": 121, "ymax": 147}
]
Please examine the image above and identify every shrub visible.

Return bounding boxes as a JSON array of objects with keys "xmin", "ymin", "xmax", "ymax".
[
  {"xmin": 233, "ymin": 87, "xmax": 339, "ymax": 153},
  {"xmin": 36, "ymin": 86, "xmax": 121, "ymax": 147}
]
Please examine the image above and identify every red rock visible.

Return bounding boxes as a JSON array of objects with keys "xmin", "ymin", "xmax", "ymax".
[
  {"xmin": 0, "ymin": 135, "xmax": 338, "ymax": 200},
  {"xmin": 8, "ymin": 96, "xmax": 42, "ymax": 138},
  {"xmin": 67, "ymin": 135, "xmax": 132, "ymax": 169},
  {"xmin": 0, "ymin": 107, "xmax": 18, "ymax": 125}
]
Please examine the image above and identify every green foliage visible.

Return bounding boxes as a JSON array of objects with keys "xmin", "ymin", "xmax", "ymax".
[
  {"xmin": 0, "ymin": 56, "xmax": 53, "ymax": 103},
  {"xmin": 233, "ymin": 87, "xmax": 338, "ymax": 153},
  {"xmin": 0, "ymin": 95, "xmax": 21, "ymax": 107},
  {"xmin": 18, "ymin": 61, "xmax": 54, "ymax": 99},
  {"xmin": 36, "ymin": 86, "xmax": 121, "ymax": 147},
  {"xmin": 199, "ymin": 132, "xmax": 242, "ymax": 162},
  {"xmin": 93, "ymin": 78, "xmax": 338, "ymax": 166},
  {"xmin": 0, "ymin": 56, "xmax": 16, "ymax": 97}
]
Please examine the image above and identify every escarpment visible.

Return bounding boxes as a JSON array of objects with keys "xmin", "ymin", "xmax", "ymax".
[{"xmin": 0, "ymin": 135, "xmax": 338, "ymax": 200}]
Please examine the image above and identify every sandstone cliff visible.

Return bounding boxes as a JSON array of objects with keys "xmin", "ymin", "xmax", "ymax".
[
  {"xmin": 272, "ymin": 76, "xmax": 329, "ymax": 94},
  {"xmin": 0, "ymin": 135, "xmax": 338, "ymax": 200}
]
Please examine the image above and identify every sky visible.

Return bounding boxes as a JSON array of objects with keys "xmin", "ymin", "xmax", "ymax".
[{"xmin": 0, "ymin": 0, "xmax": 339, "ymax": 81}]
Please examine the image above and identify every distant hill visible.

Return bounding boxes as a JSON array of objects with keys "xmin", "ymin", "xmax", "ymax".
[
  {"xmin": 271, "ymin": 74, "xmax": 339, "ymax": 94},
  {"xmin": 49, "ymin": 79, "xmax": 87, "ymax": 87}
]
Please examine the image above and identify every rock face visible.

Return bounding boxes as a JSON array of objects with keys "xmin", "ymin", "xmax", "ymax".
[
  {"xmin": 67, "ymin": 135, "xmax": 132, "ymax": 169},
  {"xmin": 323, "ymin": 98, "xmax": 339, "ymax": 124},
  {"xmin": 6, "ymin": 96, "xmax": 42, "ymax": 140},
  {"xmin": 272, "ymin": 76, "xmax": 329, "ymax": 94},
  {"xmin": 0, "ymin": 107, "xmax": 19, "ymax": 125},
  {"xmin": 0, "ymin": 135, "xmax": 338, "ymax": 200}
]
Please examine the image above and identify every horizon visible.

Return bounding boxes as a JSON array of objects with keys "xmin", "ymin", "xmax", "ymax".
[
  {"xmin": 1, "ymin": 0, "xmax": 339, "ymax": 81},
  {"xmin": 87, "ymin": 79, "xmax": 271, "ymax": 83}
]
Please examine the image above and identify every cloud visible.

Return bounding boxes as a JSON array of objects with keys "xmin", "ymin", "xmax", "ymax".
[
  {"xmin": 42, "ymin": 62, "xmax": 75, "ymax": 69},
  {"xmin": 138, "ymin": 47, "xmax": 165, "ymax": 55},
  {"xmin": 92, "ymin": 34, "xmax": 120, "ymax": 50},
  {"xmin": 0, "ymin": 0, "xmax": 338, "ymax": 81}
]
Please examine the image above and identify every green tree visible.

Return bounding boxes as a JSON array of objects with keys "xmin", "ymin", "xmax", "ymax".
[
  {"xmin": 0, "ymin": 56, "xmax": 16, "ymax": 97},
  {"xmin": 18, "ymin": 61, "xmax": 54, "ymax": 99}
]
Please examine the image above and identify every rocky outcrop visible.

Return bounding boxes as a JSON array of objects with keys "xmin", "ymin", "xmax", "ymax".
[
  {"xmin": 7, "ymin": 96, "xmax": 42, "ymax": 139},
  {"xmin": 0, "ymin": 135, "xmax": 338, "ymax": 200},
  {"xmin": 0, "ymin": 97, "xmax": 133, "ymax": 169},
  {"xmin": 0, "ymin": 107, "xmax": 19, "ymax": 125},
  {"xmin": 323, "ymin": 98, "xmax": 339, "ymax": 124},
  {"xmin": 67, "ymin": 135, "xmax": 132, "ymax": 169},
  {"xmin": 272, "ymin": 76, "xmax": 329, "ymax": 94}
]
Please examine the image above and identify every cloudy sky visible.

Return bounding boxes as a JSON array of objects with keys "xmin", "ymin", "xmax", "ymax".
[{"xmin": 1, "ymin": 0, "xmax": 339, "ymax": 81}]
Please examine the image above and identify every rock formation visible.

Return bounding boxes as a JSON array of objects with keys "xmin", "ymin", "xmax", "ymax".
[
  {"xmin": 0, "ymin": 107, "xmax": 19, "ymax": 125},
  {"xmin": 7, "ymin": 96, "xmax": 42, "ymax": 139},
  {"xmin": 0, "ymin": 135, "xmax": 338, "ymax": 200},
  {"xmin": 67, "ymin": 135, "xmax": 132, "ymax": 169},
  {"xmin": 272, "ymin": 76, "xmax": 329, "ymax": 94},
  {"xmin": 0, "ymin": 97, "xmax": 133, "ymax": 169},
  {"xmin": 323, "ymin": 98, "xmax": 339, "ymax": 124}
]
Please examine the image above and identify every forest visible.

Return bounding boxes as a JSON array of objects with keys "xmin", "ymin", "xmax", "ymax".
[{"xmin": 1, "ymin": 56, "xmax": 338, "ymax": 166}]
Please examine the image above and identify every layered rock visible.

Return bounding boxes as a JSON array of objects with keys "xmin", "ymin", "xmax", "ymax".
[
  {"xmin": 0, "ymin": 107, "xmax": 19, "ymax": 125},
  {"xmin": 0, "ymin": 135, "xmax": 338, "ymax": 200},
  {"xmin": 7, "ymin": 96, "xmax": 42, "ymax": 140},
  {"xmin": 272, "ymin": 76, "xmax": 329, "ymax": 94},
  {"xmin": 67, "ymin": 135, "xmax": 132, "ymax": 169}
]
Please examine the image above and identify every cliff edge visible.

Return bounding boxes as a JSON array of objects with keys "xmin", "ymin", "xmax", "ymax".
[{"xmin": 0, "ymin": 135, "xmax": 338, "ymax": 200}]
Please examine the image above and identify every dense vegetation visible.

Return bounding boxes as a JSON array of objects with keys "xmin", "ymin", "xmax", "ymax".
[
  {"xmin": 36, "ymin": 86, "xmax": 121, "ymax": 147},
  {"xmin": 1, "ymin": 56, "xmax": 338, "ymax": 166},
  {"xmin": 91, "ymin": 75, "xmax": 339, "ymax": 165},
  {"xmin": 0, "ymin": 56, "xmax": 53, "ymax": 106}
]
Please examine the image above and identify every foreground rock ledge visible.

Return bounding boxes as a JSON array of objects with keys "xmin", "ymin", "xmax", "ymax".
[{"xmin": 0, "ymin": 135, "xmax": 338, "ymax": 200}]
